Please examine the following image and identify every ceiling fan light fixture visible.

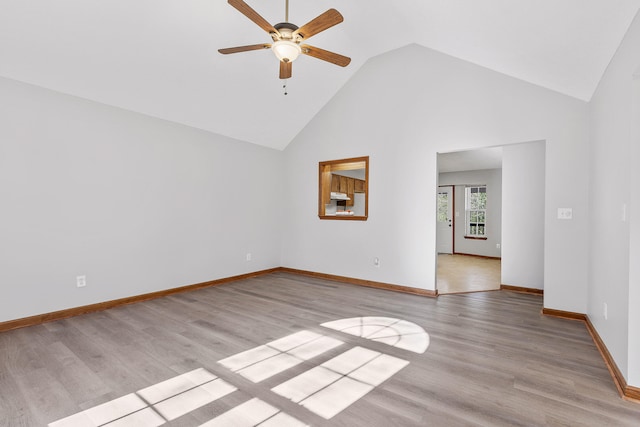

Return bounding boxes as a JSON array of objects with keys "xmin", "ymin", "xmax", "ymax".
[
  {"xmin": 272, "ymin": 40, "xmax": 301, "ymax": 63},
  {"xmin": 219, "ymin": 0, "xmax": 350, "ymax": 79}
]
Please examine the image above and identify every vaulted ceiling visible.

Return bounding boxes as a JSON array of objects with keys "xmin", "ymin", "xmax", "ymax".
[{"xmin": 1, "ymin": 1, "xmax": 639, "ymax": 150}]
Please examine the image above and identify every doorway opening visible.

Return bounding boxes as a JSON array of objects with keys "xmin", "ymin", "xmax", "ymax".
[
  {"xmin": 435, "ymin": 141, "xmax": 546, "ymax": 295},
  {"xmin": 436, "ymin": 147, "xmax": 502, "ymax": 294}
]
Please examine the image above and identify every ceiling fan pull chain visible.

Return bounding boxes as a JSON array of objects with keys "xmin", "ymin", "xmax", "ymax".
[{"xmin": 283, "ymin": 79, "xmax": 288, "ymax": 95}]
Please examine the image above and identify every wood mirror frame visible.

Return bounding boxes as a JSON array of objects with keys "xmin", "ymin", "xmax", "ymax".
[{"xmin": 318, "ymin": 156, "xmax": 369, "ymax": 220}]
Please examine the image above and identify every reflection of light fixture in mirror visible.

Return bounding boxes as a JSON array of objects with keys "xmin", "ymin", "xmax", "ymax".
[{"xmin": 272, "ymin": 40, "xmax": 301, "ymax": 63}]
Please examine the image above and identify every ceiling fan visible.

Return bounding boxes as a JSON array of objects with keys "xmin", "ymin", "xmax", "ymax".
[{"xmin": 218, "ymin": 0, "xmax": 351, "ymax": 80}]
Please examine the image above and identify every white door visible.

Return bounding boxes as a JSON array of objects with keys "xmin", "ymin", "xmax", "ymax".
[{"xmin": 436, "ymin": 186, "xmax": 453, "ymax": 254}]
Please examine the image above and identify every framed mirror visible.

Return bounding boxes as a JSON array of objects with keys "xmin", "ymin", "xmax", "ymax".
[{"xmin": 318, "ymin": 156, "xmax": 369, "ymax": 220}]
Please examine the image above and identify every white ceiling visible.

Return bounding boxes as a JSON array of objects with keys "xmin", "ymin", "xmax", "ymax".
[
  {"xmin": 438, "ymin": 147, "xmax": 503, "ymax": 173},
  {"xmin": 1, "ymin": 1, "xmax": 639, "ymax": 150}
]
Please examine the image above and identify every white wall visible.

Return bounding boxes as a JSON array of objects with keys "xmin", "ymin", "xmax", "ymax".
[
  {"xmin": 502, "ymin": 141, "xmax": 545, "ymax": 290},
  {"xmin": 438, "ymin": 169, "xmax": 502, "ymax": 258},
  {"xmin": 589, "ymin": 10, "xmax": 640, "ymax": 388},
  {"xmin": 0, "ymin": 77, "xmax": 283, "ymax": 323},
  {"xmin": 282, "ymin": 44, "xmax": 589, "ymax": 314},
  {"xmin": 630, "ymin": 73, "xmax": 640, "ymax": 389}
]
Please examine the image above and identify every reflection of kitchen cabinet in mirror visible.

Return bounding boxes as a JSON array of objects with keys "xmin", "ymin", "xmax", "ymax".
[{"xmin": 319, "ymin": 156, "xmax": 368, "ymax": 220}]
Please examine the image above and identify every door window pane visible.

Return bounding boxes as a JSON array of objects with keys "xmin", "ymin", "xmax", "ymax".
[{"xmin": 437, "ymin": 192, "xmax": 448, "ymax": 222}]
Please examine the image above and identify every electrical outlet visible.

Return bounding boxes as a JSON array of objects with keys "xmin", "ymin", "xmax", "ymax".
[
  {"xmin": 603, "ymin": 302, "xmax": 608, "ymax": 320},
  {"xmin": 557, "ymin": 208, "xmax": 573, "ymax": 220},
  {"xmin": 76, "ymin": 275, "xmax": 86, "ymax": 288},
  {"xmin": 246, "ymin": 253, "xmax": 252, "ymax": 262},
  {"xmin": 374, "ymin": 257, "xmax": 380, "ymax": 267},
  {"xmin": 496, "ymin": 243, "xmax": 501, "ymax": 249}
]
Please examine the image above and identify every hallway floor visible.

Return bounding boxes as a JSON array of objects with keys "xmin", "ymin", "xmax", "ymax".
[{"xmin": 437, "ymin": 254, "xmax": 501, "ymax": 294}]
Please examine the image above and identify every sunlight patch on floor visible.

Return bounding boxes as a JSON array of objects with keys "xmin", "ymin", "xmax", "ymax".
[
  {"xmin": 321, "ymin": 317, "xmax": 429, "ymax": 353},
  {"xmin": 218, "ymin": 330, "xmax": 344, "ymax": 383},
  {"xmin": 272, "ymin": 346, "xmax": 409, "ymax": 419},
  {"xmin": 49, "ymin": 368, "xmax": 236, "ymax": 427},
  {"xmin": 50, "ymin": 319, "xmax": 428, "ymax": 426},
  {"xmin": 200, "ymin": 397, "xmax": 308, "ymax": 427}
]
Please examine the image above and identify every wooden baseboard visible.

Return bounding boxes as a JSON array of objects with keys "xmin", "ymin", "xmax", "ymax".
[
  {"xmin": 626, "ymin": 385, "xmax": 640, "ymax": 402},
  {"xmin": 0, "ymin": 268, "xmax": 279, "ymax": 333},
  {"xmin": 541, "ymin": 308, "xmax": 586, "ymax": 321},
  {"xmin": 542, "ymin": 308, "xmax": 639, "ymax": 403},
  {"xmin": 453, "ymin": 252, "xmax": 501, "ymax": 260},
  {"xmin": 583, "ymin": 316, "xmax": 640, "ymax": 403},
  {"xmin": 278, "ymin": 267, "xmax": 438, "ymax": 298},
  {"xmin": 501, "ymin": 284, "xmax": 544, "ymax": 295},
  {"xmin": 3, "ymin": 268, "xmax": 637, "ymax": 403},
  {"xmin": 0, "ymin": 267, "xmax": 436, "ymax": 333}
]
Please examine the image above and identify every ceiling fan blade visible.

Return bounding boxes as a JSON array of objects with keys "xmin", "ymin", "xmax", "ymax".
[
  {"xmin": 301, "ymin": 45, "xmax": 351, "ymax": 67},
  {"xmin": 218, "ymin": 44, "xmax": 271, "ymax": 54},
  {"xmin": 228, "ymin": 0, "xmax": 277, "ymax": 34},
  {"xmin": 293, "ymin": 9, "xmax": 343, "ymax": 39},
  {"xmin": 280, "ymin": 61, "xmax": 292, "ymax": 79}
]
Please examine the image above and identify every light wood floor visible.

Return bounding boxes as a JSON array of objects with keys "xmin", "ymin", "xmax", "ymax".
[
  {"xmin": 437, "ymin": 254, "xmax": 501, "ymax": 294},
  {"xmin": 2, "ymin": 272, "xmax": 639, "ymax": 426}
]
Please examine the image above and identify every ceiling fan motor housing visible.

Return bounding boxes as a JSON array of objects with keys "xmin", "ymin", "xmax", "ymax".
[{"xmin": 274, "ymin": 22, "xmax": 300, "ymax": 36}]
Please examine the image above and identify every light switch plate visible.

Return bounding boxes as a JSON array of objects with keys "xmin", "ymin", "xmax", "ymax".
[{"xmin": 557, "ymin": 208, "xmax": 573, "ymax": 220}]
